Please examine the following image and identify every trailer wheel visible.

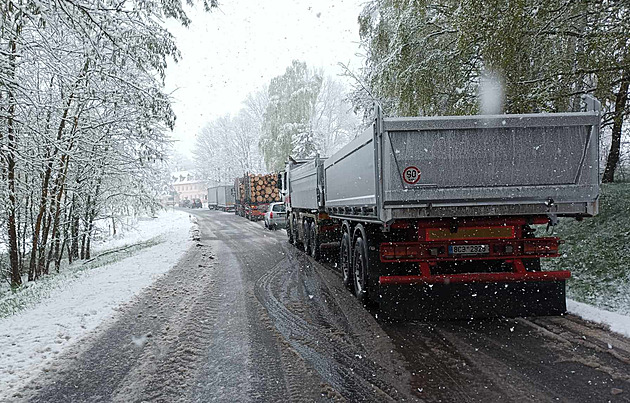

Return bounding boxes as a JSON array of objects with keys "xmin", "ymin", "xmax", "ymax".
[
  {"xmin": 292, "ymin": 216, "xmax": 300, "ymax": 247},
  {"xmin": 303, "ymin": 222, "xmax": 312, "ymax": 255},
  {"xmin": 353, "ymin": 237, "xmax": 369, "ymax": 304},
  {"xmin": 288, "ymin": 217, "xmax": 294, "ymax": 244},
  {"xmin": 309, "ymin": 222, "xmax": 320, "ymax": 260},
  {"xmin": 340, "ymin": 232, "xmax": 352, "ymax": 290}
]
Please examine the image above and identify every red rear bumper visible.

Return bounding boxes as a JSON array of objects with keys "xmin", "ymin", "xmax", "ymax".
[{"xmin": 379, "ymin": 270, "xmax": 570, "ymax": 285}]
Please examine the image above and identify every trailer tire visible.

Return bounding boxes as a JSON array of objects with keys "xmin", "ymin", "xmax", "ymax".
[
  {"xmin": 288, "ymin": 218, "xmax": 295, "ymax": 244},
  {"xmin": 293, "ymin": 216, "xmax": 301, "ymax": 248},
  {"xmin": 340, "ymin": 232, "xmax": 352, "ymax": 290},
  {"xmin": 303, "ymin": 221, "xmax": 312, "ymax": 255},
  {"xmin": 353, "ymin": 237, "xmax": 370, "ymax": 304},
  {"xmin": 309, "ymin": 222, "xmax": 320, "ymax": 260}
]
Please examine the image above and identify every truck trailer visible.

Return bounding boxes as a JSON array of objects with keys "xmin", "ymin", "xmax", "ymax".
[
  {"xmin": 207, "ymin": 186, "xmax": 218, "ymax": 210},
  {"xmin": 285, "ymin": 102, "xmax": 600, "ymax": 319},
  {"xmin": 285, "ymin": 155, "xmax": 338, "ymax": 259},
  {"xmin": 216, "ymin": 185, "xmax": 235, "ymax": 212}
]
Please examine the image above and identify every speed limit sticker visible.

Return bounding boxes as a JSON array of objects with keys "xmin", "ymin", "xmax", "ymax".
[{"xmin": 402, "ymin": 166, "xmax": 421, "ymax": 184}]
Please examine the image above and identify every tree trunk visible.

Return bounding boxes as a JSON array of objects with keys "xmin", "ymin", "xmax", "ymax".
[
  {"xmin": 55, "ymin": 239, "xmax": 67, "ymax": 273},
  {"xmin": 48, "ymin": 183, "xmax": 69, "ymax": 273},
  {"xmin": 70, "ymin": 193, "xmax": 80, "ymax": 262},
  {"xmin": 85, "ymin": 224, "xmax": 92, "ymax": 260},
  {"xmin": 37, "ymin": 209, "xmax": 53, "ymax": 277},
  {"xmin": 7, "ymin": 100, "xmax": 21, "ymax": 287},
  {"xmin": 602, "ymin": 70, "xmax": 629, "ymax": 183},
  {"xmin": 45, "ymin": 134, "xmax": 75, "ymax": 273},
  {"xmin": 28, "ymin": 98, "xmax": 74, "ymax": 280},
  {"xmin": 5, "ymin": 35, "xmax": 21, "ymax": 288},
  {"xmin": 29, "ymin": 59, "xmax": 88, "ymax": 278},
  {"xmin": 80, "ymin": 233, "xmax": 87, "ymax": 260},
  {"xmin": 18, "ymin": 179, "xmax": 30, "ymax": 274},
  {"xmin": 80, "ymin": 194, "xmax": 92, "ymax": 260}
]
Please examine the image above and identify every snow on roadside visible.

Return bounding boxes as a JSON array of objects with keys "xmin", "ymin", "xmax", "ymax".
[
  {"xmin": 0, "ymin": 209, "xmax": 193, "ymax": 399},
  {"xmin": 568, "ymin": 299, "xmax": 630, "ymax": 339}
]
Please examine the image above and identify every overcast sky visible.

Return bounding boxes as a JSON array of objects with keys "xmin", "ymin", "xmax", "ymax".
[{"xmin": 164, "ymin": 0, "xmax": 365, "ymax": 156}]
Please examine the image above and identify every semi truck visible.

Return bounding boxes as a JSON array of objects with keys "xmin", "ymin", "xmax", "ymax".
[
  {"xmin": 216, "ymin": 184, "xmax": 235, "ymax": 212},
  {"xmin": 207, "ymin": 186, "xmax": 218, "ymax": 210},
  {"xmin": 285, "ymin": 101, "xmax": 600, "ymax": 319},
  {"xmin": 235, "ymin": 173, "xmax": 281, "ymax": 221}
]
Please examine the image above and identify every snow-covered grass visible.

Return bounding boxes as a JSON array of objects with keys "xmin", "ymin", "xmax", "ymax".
[
  {"xmin": 0, "ymin": 211, "xmax": 191, "ymax": 318},
  {"xmin": 538, "ymin": 182, "xmax": 630, "ymax": 337},
  {"xmin": 0, "ymin": 209, "xmax": 194, "ymax": 398},
  {"xmin": 0, "ymin": 237, "xmax": 162, "ymax": 319},
  {"xmin": 542, "ymin": 182, "xmax": 630, "ymax": 316}
]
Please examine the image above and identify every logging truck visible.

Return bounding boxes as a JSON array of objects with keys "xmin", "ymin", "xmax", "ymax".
[
  {"xmin": 285, "ymin": 100, "xmax": 600, "ymax": 319},
  {"xmin": 235, "ymin": 173, "xmax": 281, "ymax": 221}
]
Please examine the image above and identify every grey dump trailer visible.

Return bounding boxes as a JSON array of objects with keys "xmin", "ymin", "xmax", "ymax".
[
  {"xmin": 216, "ymin": 185, "xmax": 235, "ymax": 212},
  {"xmin": 207, "ymin": 186, "xmax": 218, "ymax": 210},
  {"xmin": 286, "ymin": 101, "xmax": 600, "ymax": 320},
  {"xmin": 285, "ymin": 156, "xmax": 338, "ymax": 259}
]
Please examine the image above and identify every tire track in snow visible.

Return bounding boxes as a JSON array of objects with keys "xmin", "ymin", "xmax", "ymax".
[
  {"xmin": 254, "ymin": 244, "xmax": 412, "ymax": 402},
  {"xmin": 111, "ymin": 244, "xmax": 224, "ymax": 403}
]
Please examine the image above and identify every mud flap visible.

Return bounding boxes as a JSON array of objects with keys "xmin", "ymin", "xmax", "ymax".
[{"xmin": 378, "ymin": 280, "xmax": 567, "ymax": 321}]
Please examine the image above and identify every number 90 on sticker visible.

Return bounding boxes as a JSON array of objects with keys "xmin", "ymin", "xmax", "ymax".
[{"xmin": 402, "ymin": 166, "xmax": 421, "ymax": 184}]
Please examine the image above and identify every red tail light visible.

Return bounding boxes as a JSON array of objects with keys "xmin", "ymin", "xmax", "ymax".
[
  {"xmin": 523, "ymin": 239, "xmax": 560, "ymax": 255},
  {"xmin": 270, "ymin": 212, "xmax": 273, "ymax": 219},
  {"xmin": 381, "ymin": 244, "xmax": 423, "ymax": 260},
  {"xmin": 381, "ymin": 245, "xmax": 395, "ymax": 260}
]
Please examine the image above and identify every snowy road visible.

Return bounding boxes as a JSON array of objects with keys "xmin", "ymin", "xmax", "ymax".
[{"xmin": 13, "ymin": 210, "xmax": 630, "ymax": 402}]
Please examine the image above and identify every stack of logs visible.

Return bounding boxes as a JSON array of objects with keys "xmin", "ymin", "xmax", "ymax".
[{"xmin": 246, "ymin": 173, "xmax": 280, "ymax": 203}]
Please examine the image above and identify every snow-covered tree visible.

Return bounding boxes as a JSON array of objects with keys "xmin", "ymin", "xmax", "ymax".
[
  {"xmin": 259, "ymin": 61, "xmax": 323, "ymax": 170},
  {"xmin": 193, "ymin": 109, "xmax": 266, "ymax": 184},
  {"xmin": 259, "ymin": 60, "xmax": 360, "ymax": 170},
  {"xmin": 311, "ymin": 77, "xmax": 360, "ymax": 156},
  {"xmin": 0, "ymin": 0, "xmax": 215, "ymax": 287}
]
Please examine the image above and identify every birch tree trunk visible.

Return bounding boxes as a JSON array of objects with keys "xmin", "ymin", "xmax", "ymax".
[{"xmin": 602, "ymin": 70, "xmax": 629, "ymax": 183}]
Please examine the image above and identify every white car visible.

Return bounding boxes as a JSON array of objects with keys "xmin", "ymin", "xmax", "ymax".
[{"xmin": 264, "ymin": 202, "xmax": 286, "ymax": 230}]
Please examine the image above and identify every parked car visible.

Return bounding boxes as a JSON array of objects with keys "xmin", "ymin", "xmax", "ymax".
[
  {"xmin": 179, "ymin": 199, "xmax": 191, "ymax": 208},
  {"xmin": 191, "ymin": 198, "xmax": 203, "ymax": 208},
  {"xmin": 264, "ymin": 202, "xmax": 286, "ymax": 230}
]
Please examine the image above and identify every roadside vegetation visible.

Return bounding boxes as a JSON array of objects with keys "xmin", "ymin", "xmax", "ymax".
[
  {"xmin": 0, "ymin": 1, "xmax": 214, "ymax": 289},
  {"xmin": 543, "ymin": 182, "xmax": 630, "ymax": 315},
  {"xmin": 0, "ymin": 235, "xmax": 163, "ymax": 319}
]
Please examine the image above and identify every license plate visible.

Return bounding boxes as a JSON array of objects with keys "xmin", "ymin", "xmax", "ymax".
[{"xmin": 448, "ymin": 244, "xmax": 490, "ymax": 255}]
